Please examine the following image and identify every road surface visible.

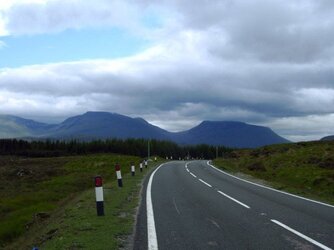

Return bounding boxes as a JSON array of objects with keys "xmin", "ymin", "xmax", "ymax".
[{"xmin": 134, "ymin": 161, "xmax": 334, "ymax": 250}]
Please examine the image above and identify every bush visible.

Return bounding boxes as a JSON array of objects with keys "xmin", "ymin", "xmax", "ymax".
[{"xmin": 247, "ymin": 161, "xmax": 266, "ymax": 171}]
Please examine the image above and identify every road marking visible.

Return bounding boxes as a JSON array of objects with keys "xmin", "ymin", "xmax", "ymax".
[
  {"xmin": 147, "ymin": 163, "xmax": 165, "ymax": 250},
  {"xmin": 173, "ymin": 197, "xmax": 181, "ymax": 215},
  {"xmin": 186, "ymin": 169, "xmax": 190, "ymax": 173},
  {"xmin": 271, "ymin": 220, "xmax": 332, "ymax": 250},
  {"xmin": 217, "ymin": 190, "xmax": 250, "ymax": 209},
  {"xmin": 199, "ymin": 178, "xmax": 212, "ymax": 188},
  {"xmin": 207, "ymin": 218, "xmax": 221, "ymax": 230},
  {"xmin": 190, "ymin": 172, "xmax": 197, "ymax": 178},
  {"xmin": 207, "ymin": 161, "xmax": 334, "ymax": 209}
]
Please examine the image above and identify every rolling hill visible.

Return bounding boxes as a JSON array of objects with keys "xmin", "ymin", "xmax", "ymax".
[
  {"xmin": 0, "ymin": 115, "xmax": 54, "ymax": 138},
  {"xmin": 321, "ymin": 135, "xmax": 334, "ymax": 141},
  {"xmin": 0, "ymin": 111, "xmax": 289, "ymax": 148}
]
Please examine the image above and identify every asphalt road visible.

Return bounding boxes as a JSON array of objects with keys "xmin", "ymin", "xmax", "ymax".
[{"xmin": 134, "ymin": 161, "xmax": 334, "ymax": 250}]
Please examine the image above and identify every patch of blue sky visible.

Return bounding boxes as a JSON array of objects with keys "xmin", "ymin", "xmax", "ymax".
[
  {"xmin": 141, "ymin": 7, "xmax": 164, "ymax": 29},
  {"xmin": 0, "ymin": 27, "xmax": 151, "ymax": 68}
]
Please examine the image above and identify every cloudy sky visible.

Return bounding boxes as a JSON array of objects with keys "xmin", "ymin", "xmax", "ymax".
[{"xmin": 1, "ymin": 0, "xmax": 334, "ymax": 141}]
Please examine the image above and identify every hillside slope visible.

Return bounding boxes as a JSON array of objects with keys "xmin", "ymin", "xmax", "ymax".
[{"xmin": 213, "ymin": 140, "xmax": 334, "ymax": 204}]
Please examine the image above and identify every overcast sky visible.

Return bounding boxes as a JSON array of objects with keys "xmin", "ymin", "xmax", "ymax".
[{"xmin": 1, "ymin": 0, "xmax": 334, "ymax": 141}]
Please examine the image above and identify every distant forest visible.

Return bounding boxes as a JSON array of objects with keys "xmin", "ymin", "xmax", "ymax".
[{"xmin": 0, "ymin": 138, "xmax": 232, "ymax": 159}]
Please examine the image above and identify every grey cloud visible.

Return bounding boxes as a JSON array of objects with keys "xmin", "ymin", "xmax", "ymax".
[
  {"xmin": 4, "ymin": 0, "xmax": 334, "ymax": 64},
  {"xmin": 162, "ymin": 0, "xmax": 334, "ymax": 64},
  {"xmin": 1, "ymin": 0, "xmax": 334, "ymax": 140},
  {"xmin": 1, "ymin": 52, "xmax": 333, "ymax": 127}
]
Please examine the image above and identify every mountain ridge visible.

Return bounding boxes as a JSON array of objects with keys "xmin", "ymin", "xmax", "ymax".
[{"xmin": 0, "ymin": 111, "xmax": 289, "ymax": 148}]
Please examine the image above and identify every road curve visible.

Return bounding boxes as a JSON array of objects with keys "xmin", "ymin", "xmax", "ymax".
[{"xmin": 134, "ymin": 161, "xmax": 334, "ymax": 250}]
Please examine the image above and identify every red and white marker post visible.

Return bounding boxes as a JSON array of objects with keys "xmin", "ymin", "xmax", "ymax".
[
  {"xmin": 131, "ymin": 162, "xmax": 135, "ymax": 176},
  {"xmin": 115, "ymin": 163, "xmax": 123, "ymax": 187},
  {"xmin": 140, "ymin": 162, "xmax": 143, "ymax": 172},
  {"xmin": 94, "ymin": 176, "xmax": 104, "ymax": 216}
]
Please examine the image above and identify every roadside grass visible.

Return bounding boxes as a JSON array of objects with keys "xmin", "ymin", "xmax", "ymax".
[
  {"xmin": 0, "ymin": 156, "xmax": 71, "ymax": 247},
  {"xmin": 40, "ymin": 167, "xmax": 150, "ymax": 249},
  {"xmin": 0, "ymin": 154, "xmax": 160, "ymax": 249},
  {"xmin": 213, "ymin": 141, "xmax": 334, "ymax": 205}
]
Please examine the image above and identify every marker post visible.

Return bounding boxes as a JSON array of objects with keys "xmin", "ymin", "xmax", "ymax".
[
  {"xmin": 140, "ymin": 163, "xmax": 143, "ymax": 172},
  {"xmin": 145, "ymin": 160, "xmax": 148, "ymax": 168},
  {"xmin": 115, "ymin": 163, "xmax": 123, "ymax": 187},
  {"xmin": 94, "ymin": 176, "xmax": 104, "ymax": 216},
  {"xmin": 131, "ymin": 162, "xmax": 135, "ymax": 176}
]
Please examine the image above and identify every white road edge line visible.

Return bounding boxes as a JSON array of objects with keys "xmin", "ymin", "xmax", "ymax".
[
  {"xmin": 199, "ymin": 178, "xmax": 212, "ymax": 188},
  {"xmin": 217, "ymin": 190, "xmax": 250, "ymax": 209},
  {"xmin": 147, "ymin": 163, "xmax": 165, "ymax": 250},
  {"xmin": 271, "ymin": 220, "xmax": 332, "ymax": 250},
  {"xmin": 207, "ymin": 161, "xmax": 334, "ymax": 209}
]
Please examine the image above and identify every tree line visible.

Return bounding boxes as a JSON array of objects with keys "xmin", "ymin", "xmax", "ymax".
[{"xmin": 0, "ymin": 138, "xmax": 232, "ymax": 159}]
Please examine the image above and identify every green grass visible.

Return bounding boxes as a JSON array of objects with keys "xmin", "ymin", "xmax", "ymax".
[
  {"xmin": 40, "ymin": 168, "xmax": 149, "ymax": 249},
  {"xmin": 213, "ymin": 141, "xmax": 334, "ymax": 205},
  {"xmin": 0, "ymin": 154, "xmax": 161, "ymax": 249}
]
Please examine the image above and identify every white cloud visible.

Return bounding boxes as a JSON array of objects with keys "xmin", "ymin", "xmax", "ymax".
[
  {"xmin": 1, "ymin": 34, "xmax": 334, "ymax": 140},
  {"xmin": 0, "ymin": 0, "xmax": 166, "ymax": 36},
  {"xmin": 293, "ymin": 88, "xmax": 334, "ymax": 113},
  {"xmin": 265, "ymin": 114, "xmax": 334, "ymax": 141}
]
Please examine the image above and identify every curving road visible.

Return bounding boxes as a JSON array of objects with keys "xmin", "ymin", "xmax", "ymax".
[{"xmin": 134, "ymin": 161, "xmax": 334, "ymax": 250}]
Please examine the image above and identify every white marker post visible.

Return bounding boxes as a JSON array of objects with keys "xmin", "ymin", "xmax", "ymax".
[
  {"xmin": 154, "ymin": 157, "xmax": 157, "ymax": 162},
  {"xmin": 145, "ymin": 160, "xmax": 148, "ymax": 169},
  {"xmin": 94, "ymin": 176, "xmax": 104, "ymax": 216},
  {"xmin": 131, "ymin": 162, "xmax": 135, "ymax": 176},
  {"xmin": 115, "ymin": 163, "xmax": 123, "ymax": 187},
  {"xmin": 140, "ymin": 162, "xmax": 143, "ymax": 172}
]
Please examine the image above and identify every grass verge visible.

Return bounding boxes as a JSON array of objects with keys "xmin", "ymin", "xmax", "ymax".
[
  {"xmin": 1, "ymin": 154, "xmax": 162, "ymax": 249},
  {"xmin": 213, "ymin": 141, "xmax": 334, "ymax": 205}
]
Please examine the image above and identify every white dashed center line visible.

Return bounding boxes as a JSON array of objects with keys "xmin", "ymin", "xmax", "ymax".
[
  {"xmin": 199, "ymin": 178, "xmax": 212, "ymax": 187},
  {"xmin": 217, "ymin": 190, "xmax": 251, "ymax": 209},
  {"xmin": 271, "ymin": 220, "xmax": 332, "ymax": 250},
  {"xmin": 190, "ymin": 172, "xmax": 197, "ymax": 178}
]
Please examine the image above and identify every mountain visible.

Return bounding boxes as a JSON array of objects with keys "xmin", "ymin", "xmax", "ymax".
[
  {"xmin": 172, "ymin": 121, "xmax": 289, "ymax": 148},
  {"xmin": 46, "ymin": 111, "xmax": 170, "ymax": 140},
  {"xmin": 320, "ymin": 135, "xmax": 334, "ymax": 141},
  {"xmin": 0, "ymin": 112, "xmax": 289, "ymax": 148},
  {"xmin": 0, "ymin": 115, "xmax": 54, "ymax": 138}
]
